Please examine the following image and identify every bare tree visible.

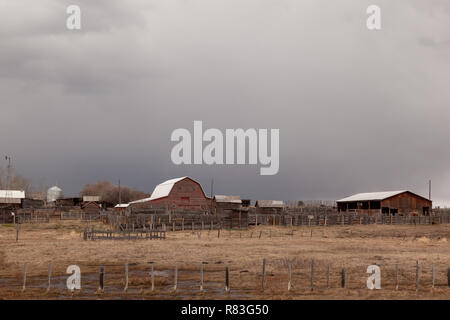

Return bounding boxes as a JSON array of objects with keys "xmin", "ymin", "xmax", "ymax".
[{"xmin": 80, "ymin": 181, "xmax": 149, "ymax": 205}]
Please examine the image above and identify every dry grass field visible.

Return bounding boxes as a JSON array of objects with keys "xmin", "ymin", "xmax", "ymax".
[{"xmin": 0, "ymin": 220, "xmax": 449, "ymax": 300}]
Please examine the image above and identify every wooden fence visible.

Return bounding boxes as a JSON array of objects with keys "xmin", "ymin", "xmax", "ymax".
[
  {"xmin": 83, "ymin": 228, "xmax": 166, "ymax": 240},
  {"xmin": 103, "ymin": 211, "xmax": 450, "ymax": 231},
  {"xmin": 250, "ymin": 212, "xmax": 449, "ymax": 227},
  {"xmin": 16, "ymin": 213, "xmax": 50, "ymax": 224},
  {"xmin": 60, "ymin": 211, "xmax": 102, "ymax": 221},
  {"xmin": 105, "ymin": 213, "xmax": 245, "ymax": 231},
  {"xmin": 7, "ymin": 260, "xmax": 450, "ymax": 298}
]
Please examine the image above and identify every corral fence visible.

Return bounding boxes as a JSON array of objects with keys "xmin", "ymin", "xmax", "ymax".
[
  {"xmin": 102, "ymin": 210, "xmax": 450, "ymax": 232},
  {"xmin": 16, "ymin": 212, "xmax": 50, "ymax": 224},
  {"xmin": 83, "ymin": 228, "xmax": 166, "ymax": 240},
  {"xmin": 60, "ymin": 211, "xmax": 102, "ymax": 221},
  {"xmin": 250, "ymin": 212, "xmax": 450, "ymax": 227},
  {"xmin": 105, "ymin": 212, "xmax": 246, "ymax": 231}
]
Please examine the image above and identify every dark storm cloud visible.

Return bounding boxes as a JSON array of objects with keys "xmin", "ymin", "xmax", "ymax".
[{"xmin": 1, "ymin": 0, "xmax": 450, "ymax": 205}]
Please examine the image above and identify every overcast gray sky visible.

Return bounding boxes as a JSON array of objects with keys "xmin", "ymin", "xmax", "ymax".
[{"xmin": 1, "ymin": 0, "xmax": 450, "ymax": 205}]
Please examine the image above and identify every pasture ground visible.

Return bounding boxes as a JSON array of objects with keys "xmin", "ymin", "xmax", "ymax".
[{"xmin": 0, "ymin": 220, "xmax": 449, "ymax": 299}]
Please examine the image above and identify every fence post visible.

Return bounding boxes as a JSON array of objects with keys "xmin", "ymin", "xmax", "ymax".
[
  {"xmin": 447, "ymin": 268, "xmax": 450, "ymax": 288},
  {"xmin": 151, "ymin": 263, "xmax": 155, "ymax": 292},
  {"xmin": 395, "ymin": 264, "xmax": 399, "ymax": 290},
  {"xmin": 224, "ymin": 267, "xmax": 231, "ymax": 292},
  {"xmin": 174, "ymin": 264, "xmax": 178, "ymax": 292},
  {"xmin": 16, "ymin": 224, "xmax": 19, "ymax": 242},
  {"xmin": 341, "ymin": 268, "xmax": 346, "ymax": 288},
  {"xmin": 261, "ymin": 258, "xmax": 266, "ymax": 291},
  {"xmin": 99, "ymin": 266, "xmax": 104, "ymax": 293},
  {"xmin": 327, "ymin": 264, "xmax": 330, "ymax": 289},
  {"xmin": 259, "ymin": 231, "xmax": 262, "ymax": 239},
  {"xmin": 288, "ymin": 262, "xmax": 292, "ymax": 291},
  {"xmin": 432, "ymin": 265, "xmax": 435, "ymax": 291},
  {"xmin": 200, "ymin": 262, "xmax": 204, "ymax": 291},
  {"xmin": 415, "ymin": 261, "xmax": 419, "ymax": 292},
  {"xmin": 124, "ymin": 263, "xmax": 128, "ymax": 292},
  {"xmin": 46, "ymin": 263, "xmax": 52, "ymax": 293},
  {"xmin": 310, "ymin": 259, "xmax": 314, "ymax": 291},
  {"xmin": 22, "ymin": 262, "xmax": 28, "ymax": 292}
]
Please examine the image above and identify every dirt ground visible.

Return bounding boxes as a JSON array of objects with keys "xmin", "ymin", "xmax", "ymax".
[{"xmin": 0, "ymin": 220, "xmax": 449, "ymax": 300}]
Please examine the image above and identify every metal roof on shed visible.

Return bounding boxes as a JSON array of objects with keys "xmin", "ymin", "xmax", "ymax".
[
  {"xmin": 336, "ymin": 190, "xmax": 408, "ymax": 202},
  {"xmin": 115, "ymin": 204, "xmax": 129, "ymax": 208},
  {"xmin": 255, "ymin": 200, "xmax": 285, "ymax": 208},
  {"xmin": 214, "ymin": 195, "xmax": 242, "ymax": 204},
  {"xmin": 0, "ymin": 190, "xmax": 25, "ymax": 199}
]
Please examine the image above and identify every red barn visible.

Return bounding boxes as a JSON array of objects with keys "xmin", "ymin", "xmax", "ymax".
[
  {"xmin": 129, "ymin": 177, "xmax": 211, "ymax": 211},
  {"xmin": 336, "ymin": 190, "xmax": 432, "ymax": 216}
]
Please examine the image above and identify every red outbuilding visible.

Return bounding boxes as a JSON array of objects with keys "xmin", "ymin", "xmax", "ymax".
[{"xmin": 129, "ymin": 177, "xmax": 211, "ymax": 212}]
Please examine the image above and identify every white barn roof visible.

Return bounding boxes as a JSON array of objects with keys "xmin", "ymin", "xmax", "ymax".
[
  {"xmin": 337, "ymin": 190, "xmax": 408, "ymax": 202},
  {"xmin": 129, "ymin": 177, "xmax": 189, "ymax": 205}
]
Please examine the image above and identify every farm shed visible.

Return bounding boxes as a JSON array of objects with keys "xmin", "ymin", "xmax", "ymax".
[
  {"xmin": 128, "ymin": 177, "xmax": 211, "ymax": 212},
  {"xmin": 336, "ymin": 190, "xmax": 432, "ymax": 216},
  {"xmin": 56, "ymin": 197, "xmax": 82, "ymax": 207},
  {"xmin": 82, "ymin": 201, "xmax": 102, "ymax": 215},
  {"xmin": 213, "ymin": 195, "xmax": 242, "ymax": 215},
  {"xmin": 0, "ymin": 190, "xmax": 26, "ymax": 223},
  {"xmin": 241, "ymin": 199, "xmax": 251, "ymax": 207},
  {"xmin": 22, "ymin": 198, "xmax": 45, "ymax": 209},
  {"xmin": 114, "ymin": 203, "xmax": 129, "ymax": 214},
  {"xmin": 255, "ymin": 200, "xmax": 285, "ymax": 214},
  {"xmin": 0, "ymin": 190, "xmax": 25, "ymax": 205}
]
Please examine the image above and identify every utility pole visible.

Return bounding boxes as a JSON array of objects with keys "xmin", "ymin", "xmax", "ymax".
[
  {"xmin": 210, "ymin": 178, "xmax": 214, "ymax": 215},
  {"xmin": 118, "ymin": 179, "xmax": 121, "ymax": 205},
  {"xmin": 428, "ymin": 180, "xmax": 432, "ymax": 200},
  {"xmin": 5, "ymin": 156, "xmax": 11, "ymax": 191}
]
